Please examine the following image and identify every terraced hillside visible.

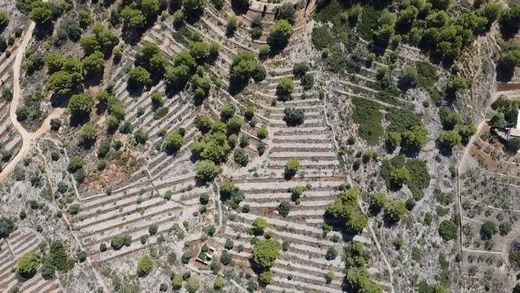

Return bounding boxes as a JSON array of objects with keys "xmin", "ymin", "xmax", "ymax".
[
  {"xmin": 0, "ymin": 230, "xmax": 61, "ymax": 292},
  {"xmin": 3, "ymin": 0, "xmax": 520, "ymax": 292}
]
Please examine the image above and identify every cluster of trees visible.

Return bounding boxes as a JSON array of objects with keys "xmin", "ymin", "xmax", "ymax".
[
  {"xmin": 167, "ymin": 41, "xmax": 219, "ymax": 101},
  {"xmin": 111, "ymin": 234, "xmax": 132, "ymax": 250},
  {"xmin": 96, "ymin": 89, "xmax": 125, "ymax": 133},
  {"xmin": 490, "ymin": 100, "xmax": 520, "ymax": 152},
  {"xmin": 369, "ymin": 193, "xmax": 407, "ymax": 223},
  {"xmin": 292, "ymin": 62, "xmax": 314, "ymax": 90},
  {"xmin": 380, "ymin": 155, "xmax": 431, "ymax": 200},
  {"xmin": 229, "ymin": 51, "xmax": 265, "ymax": 91},
  {"xmin": 437, "ymin": 108, "xmax": 475, "ymax": 151},
  {"xmin": 80, "ymin": 23, "xmax": 118, "ymax": 58},
  {"xmin": 41, "ymin": 240, "xmax": 73, "ymax": 280},
  {"xmin": 45, "ymin": 54, "xmax": 83, "ymax": 96},
  {"xmin": 387, "ymin": 125, "xmax": 427, "ymax": 153},
  {"xmin": 192, "ymin": 103, "xmax": 252, "ymax": 181},
  {"xmin": 343, "ymin": 1, "xmax": 502, "ymax": 62},
  {"xmin": 252, "ymin": 238, "xmax": 280, "ymax": 286},
  {"xmin": 220, "ymin": 181, "xmax": 244, "ymax": 209},
  {"xmin": 325, "ymin": 188, "xmax": 367, "ymax": 233},
  {"xmin": 117, "ymin": 0, "xmax": 162, "ymax": 32},
  {"xmin": 67, "ymin": 157, "xmax": 86, "ymax": 183},
  {"xmin": 343, "ymin": 242, "xmax": 382, "ymax": 292},
  {"xmin": 28, "ymin": 1, "xmax": 56, "ymax": 25}
]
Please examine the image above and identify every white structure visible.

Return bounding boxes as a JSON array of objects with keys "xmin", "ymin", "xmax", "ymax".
[{"xmin": 509, "ymin": 112, "xmax": 520, "ymax": 138}]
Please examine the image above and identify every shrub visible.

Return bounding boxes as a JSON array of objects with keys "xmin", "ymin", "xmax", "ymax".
[
  {"xmin": 67, "ymin": 158, "xmax": 83, "ymax": 173},
  {"xmin": 284, "ymin": 159, "xmax": 301, "ymax": 179},
  {"xmin": 224, "ymin": 239, "xmax": 234, "ymax": 250},
  {"xmin": 259, "ymin": 271, "xmax": 272, "ymax": 286},
  {"xmin": 137, "ymin": 256, "xmax": 154, "ymax": 277},
  {"xmin": 181, "ymin": 251, "xmax": 192, "ymax": 264},
  {"xmin": 500, "ymin": 222, "xmax": 512, "ymax": 236},
  {"xmin": 252, "ymin": 218, "xmax": 267, "ymax": 235},
  {"xmin": 0, "ymin": 217, "xmax": 15, "ymax": 239},
  {"xmin": 301, "ymin": 73, "xmax": 314, "ymax": 90},
  {"xmin": 233, "ymin": 148, "xmax": 249, "ymax": 167},
  {"xmin": 352, "ymin": 98, "xmax": 383, "ymax": 145},
  {"xmin": 185, "ymin": 278, "xmax": 200, "ymax": 293},
  {"xmin": 438, "ymin": 220, "xmax": 458, "ymax": 241},
  {"xmin": 277, "ymin": 201, "xmax": 291, "ymax": 217},
  {"xmin": 220, "ymin": 250, "xmax": 232, "ymax": 265},
  {"xmin": 384, "ymin": 200, "xmax": 407, "ymax": 223},
  {"xmin": 325, "ymin": 247, "xmax": 337, "ymax": 260},
  {"xmin": 78, "ymin": 122, "xmax": 97, "ymax": 145},
  {"xmin": 283, "ymin": 108, "xmax": 304, "ymax": 126},
  {"xmin": 293, "ymin": 63, "xmax": 309, "ymax": 79},
  {"xmin": 111, "ymin": 235, "xmax": 127, "ymax": 250},
  {"xmin": 325, "ymin": 271, "xmax": 335, "ymax": 284},
  {"xmin": 68, "ymin": 203, "xmax": 80, "ymax": 215},
  {"xmin": 226, "ymin": 16, "xmax": 238, "ymax": 35},
  {"xmin": 438, "ymin": 130, "xmax": 462, "ymax": 149},
  {"xmin": 16, "ymin": 252, "xmax": 39, "ymax": 278},
  {"xmin": 276, "ymin": 77, "xmax": 294, "ymax": 100},
  {"xmin": 480, "ymin": 221, "xmax": 497, "ymax": 240},
  {"xmin": 149, "ymin": 224, "xmax": 158, "ymax": 235},
  {"xmin": 213, "ymin": 276, "xmax": 226, "ymax": 290}
]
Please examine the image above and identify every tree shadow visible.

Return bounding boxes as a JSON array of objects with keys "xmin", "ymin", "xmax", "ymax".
[
  {"xmin": 83, "ymin": 73, "xmax": 103, "ymax": 88},
  {"xmin": 33, "ymin": 23, "xmax": 54, "ymax": 40},
  {"xmin": 69, "ymin": 113, "xmax": 91, "ymax": 128},
  {"xmin": 49, "ymin": 94, "xmax": 69, "ymax": 108},
  {"xmin": 496, "ymin": 60, "xmax": 515, "ymax": 82},
  {"xmin": 228, "ymin": 78, "xmax": 248, "ymax": 96},
  {"xmin": 398, "ymin": 147, "xmax": 420, "ymax": 158},
  {"xmin": 436, "ymin": 141, "xmax": 454, "ymax": 157},
  {"xmin": 230, "ymin": 0, "xmax": 250, "ymax": 15}
]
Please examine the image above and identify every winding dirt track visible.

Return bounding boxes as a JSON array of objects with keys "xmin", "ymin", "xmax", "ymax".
[{"xmin": 0, "ymin": 20, "xmax": 64, "ymax": 183}]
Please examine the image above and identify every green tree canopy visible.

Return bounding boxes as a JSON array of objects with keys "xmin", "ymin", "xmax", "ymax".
[
  {"xmin": 163, "ymin": 131, "xmax": 184, "ymax": 154},
  {"xmin": 68, "ymin": 93, "xmax": 94, "ymax": 117},
  {"xmin": 16, "ymin": 252, "xmax": 40, "ymax": 278},
  {"xmin": 252, "ymin": 239, "xmax": 280, "ymax": 270},
  {"xmin": 268, "ymin": 20, "xmax": 293, "ymax": 50}
]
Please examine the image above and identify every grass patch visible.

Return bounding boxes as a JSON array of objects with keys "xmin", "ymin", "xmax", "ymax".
[
  {"xmin": 416, "ymin": 61, "xmax": 437, "ymax": 89},
  {"xmin": 380, "ymin": 156, "xmax": 430, "ymax": 199},
  {"xmin": 153, "ymin": 107, "xmax": 169, "ymax": 120},
  {"xmin": 386, "ymin": 108, "xmax": 422, "ymax": 132},
  {"xmin": 405, "ymin": 159, "xmax": 430, "ymax": 200},
  {"xmin": 352, "ymin": 97, "xmax": 383, "ymax": 145}
]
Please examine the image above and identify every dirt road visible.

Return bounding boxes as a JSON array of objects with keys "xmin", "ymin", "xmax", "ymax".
[{"xmin": 0, "ymin": 20, "xmax": 64, "ymax": 183}]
